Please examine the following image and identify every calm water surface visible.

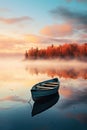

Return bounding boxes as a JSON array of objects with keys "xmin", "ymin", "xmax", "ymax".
[{"xmin": 0, "ymin": 56, "xmax": 87, "ymax": 130}]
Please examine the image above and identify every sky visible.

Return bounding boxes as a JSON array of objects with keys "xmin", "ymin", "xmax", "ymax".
[{"xmin": 0, "ymin": 0, "xmax": 87, "ymax": 54}]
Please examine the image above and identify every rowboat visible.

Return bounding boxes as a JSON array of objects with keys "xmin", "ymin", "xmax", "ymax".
[
  {"xmin": 32, "ymin": 92, "xmax": 59, "ymax": 116},
  {"xmin": 31, "ymin": 78, "xmax": 60, "ymax": 101}
]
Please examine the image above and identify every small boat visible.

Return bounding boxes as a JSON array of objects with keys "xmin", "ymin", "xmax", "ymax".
[
  {"xmin": 32, "ymin": 92, "xmax": 59, "ymax": 116},
  {"xmin": 31, "ymin": 78, "xmax": 60, "ymax": 101}
]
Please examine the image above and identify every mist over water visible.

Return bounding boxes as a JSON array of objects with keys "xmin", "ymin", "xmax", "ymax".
[
  {"xmin": 0, "ymin": 56, "xmax": 87, "ymax": 130},
  {"xmin": 25, "ymin": 59, "xmax": 87, "ymax": 79}
]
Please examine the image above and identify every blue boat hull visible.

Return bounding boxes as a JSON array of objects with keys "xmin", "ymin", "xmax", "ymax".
[{"xmin": 31, "ymin": 78, "xmax": 60, "ymax": 101}]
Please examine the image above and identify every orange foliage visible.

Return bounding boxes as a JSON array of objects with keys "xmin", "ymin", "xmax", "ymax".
[
  {"xmin": 26, "ymin": 66, "xmax": 87, "ymax": 79},
  {"xmin": 25, "ymin": 43, "xmax": 87, "ymax": 59}
]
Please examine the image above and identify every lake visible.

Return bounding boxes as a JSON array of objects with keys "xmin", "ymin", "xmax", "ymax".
[{"xmin": 0, "ymin": 56, "xmax": 87, "ymax": 130}]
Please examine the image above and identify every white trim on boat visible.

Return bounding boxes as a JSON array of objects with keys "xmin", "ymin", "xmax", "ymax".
[
  {"xmin": 41, "ymin": 83, "xmax": 58, "ymax": 87},
  {"xmin": 46, "ymin": 82, "xmax": 59, "ymax": 85},
  {"xmin": 36, "ymin": 85, "xmax": 54, "ymax": 89}
]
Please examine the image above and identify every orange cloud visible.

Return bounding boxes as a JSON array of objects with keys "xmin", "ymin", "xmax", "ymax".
[
  {"xmin": 25, "ymin": 34, "xmax": 43, "ymax": 43},
  {"xmin": 0, "ymin": 34, "xmax": 46, "ymax": 53},
  {"xmin": 0, "ymin": 95, "xmax": 27, "ymax": 103},
  {"xmin": 40, "ymin": 23, "xmax": 73, "ymax": 37},
  {"xmin": 0, "ymin": 35, "xmax": 24, "ymax": 45},
  {"xmin": 24, "ymin": 34, "xmax": 72, "ymax": 44},
  {"xmin": 0, "ymin": 16, "xmax": 33, "ymax": 24},
  {"xmin": 81, "ymin": 34, "xmax": 87, "ymax": 39},
  {"xmin": 0, "ymin": 34, "xmax": 26, "ymax": 53},
  {"xmin": 59, "ymin": 88, "xmax": 72, "ymax": 98}
]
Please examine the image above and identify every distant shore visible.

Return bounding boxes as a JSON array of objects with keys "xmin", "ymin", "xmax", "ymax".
[{"xmin": 24, "ymin": 43, "xmax": 87, "ymax": 61}]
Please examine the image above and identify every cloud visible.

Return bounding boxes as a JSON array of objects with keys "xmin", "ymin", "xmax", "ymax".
[
  {"xmin": 66, "ymin": 0, "xmax": 72, "ymax": 2},
  {"xmin": 59, "ymin": 88, "xmax": 87, "ymax": 109},
  {"xmin": 24, "ymin": 34, "xmax": 55, "ymax": 43},
  {"xmin": 67, "ymin": 113, "xmax": 87, "ymax": 124},
  {"xmin": 0, "ymin": 8, "xmax": 10, "ymax": 12},
  {"xmin": 77, "ymin": 0, "xmax": 87, "ymax": 3},
  {"xmin": 0, "ymin": 35, "xmax": 24, "ymax": 47},
  {"xmin": 80, "ymin": 34, "xmax": 87, "ymax": 39},
  {"xmin": 24, "ymin": 34, "xmax": 44, "ymax": 43},
  {"xmin": 24, "ymin": 34, "xmax": 75, "ymax": 44},
  {"xmin": 0, "ymin": 34, "xmax": 26, "ymax": 53},
  {"xmin": 40, "ymin": 23, "xmax": 73, "ymax": 37},
  {"xmin": 59, "ymin": 88, "xmax": 73, "ymax": 98},
  {"xmin": 24, "ymin": 33, "xmax": 87, "ymax": 45},
  {"xmin": 0, "ymin": 95, "xmax": 27, "ymax": 103},
  {"xmin": 66, "ymin": 0, "xmax": 87, "ymax": 3},
  {"xmin": 0, "ymin": 34, "xmax": 69, "ymax": 54},
  {"xmin": 50, "ymin": 7, "xmax": 87, "ymax": 25},
  {"xmin": 50, "ymin": 7, "xmax": 87, "ymax": 29},
  {"xmin": 0, "ymin": 16, "xmax": 33, "ymax": 24}
]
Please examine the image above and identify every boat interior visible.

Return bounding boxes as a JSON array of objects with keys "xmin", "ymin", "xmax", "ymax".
[{"xmin": 35, "ymin": 85, "xmax": 54, "ymax": 90}]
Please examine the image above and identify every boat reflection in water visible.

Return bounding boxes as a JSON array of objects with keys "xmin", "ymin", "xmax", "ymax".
[{"xmin": 32, "ymin": 92, "xmax": 59, "ymax": 116}]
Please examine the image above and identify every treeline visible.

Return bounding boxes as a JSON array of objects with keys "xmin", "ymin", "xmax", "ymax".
[{"xmin": 25, "ymin": 43, "xmax": 87, "ymax": 60}]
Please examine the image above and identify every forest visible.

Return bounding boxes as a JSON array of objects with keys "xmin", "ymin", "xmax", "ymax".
[{"xmin": 25, "ymin": 43, "xmax": 87, "ymax": 60}]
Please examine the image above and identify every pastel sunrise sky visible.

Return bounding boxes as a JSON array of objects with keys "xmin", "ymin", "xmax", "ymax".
[{"xmin": 0, "ymin": 0, "xmax": 87, "ymax": 54}]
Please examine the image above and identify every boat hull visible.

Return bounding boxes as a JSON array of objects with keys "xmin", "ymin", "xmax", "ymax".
[
  {"xmin": 31, "ymin": 78, "xmax": 60, "ymax": 101},
  {"xmin": 31, "ymin": 87, "xmax": 58, "ymax": 101}
]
